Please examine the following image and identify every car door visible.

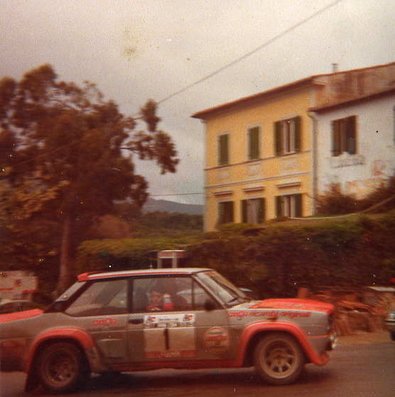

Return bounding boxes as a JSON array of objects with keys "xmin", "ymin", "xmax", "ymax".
[
  {"xmin": 189, "ymin": 279, "xmax": 234, "ymax": 361},
  {"xmin": 65, "ymin": 278, "xmax": 130, "ymax": 364},
  {"xmin": 127, "ymin": 276, "xmax": 234, "ymax": 363},
  {"xmin": 127, "ymin": 276, "xmax": 197, "ymax": 362}
]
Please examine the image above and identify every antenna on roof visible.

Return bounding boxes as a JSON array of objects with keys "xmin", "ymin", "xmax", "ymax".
[{"xmin": 332, "ymin": 63, "xmax": 339, "ymax": 73}]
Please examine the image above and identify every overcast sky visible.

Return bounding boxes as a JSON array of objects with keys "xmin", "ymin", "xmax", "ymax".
[{"xmin": 1, "ymin": 0, "xmax": 394, "ymax": 204}]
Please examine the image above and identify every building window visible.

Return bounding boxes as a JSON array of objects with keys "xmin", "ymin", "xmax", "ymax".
[
  {"xmin": 218, "ymin": 201, "xmax": 234, "ymax": 224},
  {"xmin": 331, "ymin": 115, "xmax": 357, "ymax": 156},
  {"xmin": 218, "ymin": 134, "xmax": 229, "ymax": 165},
  {"xmin": 274, "ymin": 116, "xmax": 301, "ymax": 156},
  {"xmin": 247, "ymin": 126, "xmax": 260, "ymax": 160},
  {"xmin": 276, "ymin": 194, "xmax": 302, "ymax": 218},
  {"xmin": 242, "ymin": 198, "xmax": 265, "ymax": 224}
]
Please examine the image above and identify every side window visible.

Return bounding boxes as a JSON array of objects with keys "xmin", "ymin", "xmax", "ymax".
[
  {"xmin": 132, "ymin": 276, "xmax": 193, "ymax": 313},
  {"xmin": 65, "ymin": 279, "xmax": 128, "ymax": 317},
  {"xmin": 192, "ymin": 280, "xmax": 218, "ymax": 311},
  {"xmin": 131, "ymin": 277, "xmax": 218, "ymax": 312}
]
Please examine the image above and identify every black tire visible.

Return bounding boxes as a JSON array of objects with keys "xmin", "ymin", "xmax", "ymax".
[
  {"xmin": 254, "ymin": 333, "xmax": 305, "ymax": 385},
  {"xmin": 391, "ymin": 332, "xmax": 395, "ymax": 341},
  {"xmin": 36, "ymin": 342, "xmax": 89, "ymax": 393}
]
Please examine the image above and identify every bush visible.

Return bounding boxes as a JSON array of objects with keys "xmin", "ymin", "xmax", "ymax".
[
  {"xmin": 316, "ymin": 184, "xmax": 360, "ymax": 215},
  {"xmin": 360, "ymin": 175, "xmax": 395, "ymax": 212},
  {"xmin": 317, "ymin": 176, "xmax": 395, "ymax": 215},
  {"xmin": 185, "ymin": 212, "xmax": 395, "ymax": 297},
  {"xmin": 75, "ymin": 235, "xmax": 198, "ymax": 273},
  {"xmin": 75, "ymin": 212, "xmax": 395, "ymax": 299}
]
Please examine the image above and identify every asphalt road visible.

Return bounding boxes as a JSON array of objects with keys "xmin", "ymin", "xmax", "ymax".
[{"xmin": 1, "ymin": 334, "xmax": 394, "ymax": 397}]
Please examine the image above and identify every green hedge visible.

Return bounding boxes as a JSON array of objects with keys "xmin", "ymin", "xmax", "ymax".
[
  {"xmin": 76, "ymin": 235, "xmax": 198, "ymax": 273},
  {"xmin": 187, "ymin": 213, "xmax": 395, "ymax": 297},
  {"xmin": 76, "ymin": 211, "xmax": 395, "ymax": 297}
]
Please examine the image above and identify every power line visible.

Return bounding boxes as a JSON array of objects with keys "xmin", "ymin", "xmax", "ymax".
[
  {"xmin": 3, "ymin": 0, "xmax": 343, "ymax": 169},
  {"xmin": 157, "ymin": 0, "xmax": 343, "ymax": 105}
]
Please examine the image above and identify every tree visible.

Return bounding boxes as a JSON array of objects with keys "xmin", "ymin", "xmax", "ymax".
[{"xmin": 0, "ymin": 64, "xmax": 178, "ymax": 293}]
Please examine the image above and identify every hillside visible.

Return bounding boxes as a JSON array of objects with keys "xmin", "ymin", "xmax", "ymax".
[{"xmin": 143, "ymin": 198, "xmax": 203, "ymax": 215}]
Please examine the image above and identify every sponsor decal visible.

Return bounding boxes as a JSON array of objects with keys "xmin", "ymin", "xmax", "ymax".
[
  {"xmin": 92, "ymin": 318, "xmax": 118, "ymax": 327},
  {"xmin": 144, "ymin": 313, "xmax": 195, "ymax": 329},
  {"xmin": 144, "ymin": 314, "xmax": 196, "ymax": 359},
  {"xmin": 203, "ymin": 327, "xmax": 229, "ymax": 352},
  {"xmin": 229, "ymin": 310, "xmax": 311, "ymax": 319}
]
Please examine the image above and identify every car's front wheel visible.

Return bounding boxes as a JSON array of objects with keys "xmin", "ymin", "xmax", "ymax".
[
  {"xmin": 254, "ymin": 333, "xmax": 305, "ymax": 385},
  {"xmin": 36, "ymin": 342, "xmax": 89, "ymax": 393}
]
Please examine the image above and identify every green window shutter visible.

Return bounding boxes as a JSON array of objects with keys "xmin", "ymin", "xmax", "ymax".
[
  {"xmin": 294, "ymin": 116, "xmax": 302, "ymax": 152},
  {"xmin": 254, "ymin": 128, "xmax": 260, "ymax": 159},
  {"xmin": 332, "ymin": 120, "xmax": 341, "ymax": 156},
  {"xmin": 218, "ymin": 136, "xmax": 222, "ymax": 165},
  {"xmin": 275, "ymin": 196, "xmax": 282, "ymax": 218},
  {"xmin": 295, "ymin": 194, "xmax": 303, "ymax": 217},
  {"xmin": 274, "ymin": 121, "xmax": 282, "ymax": 156},
  {"xmin": 218, "ymin": 134, "xmax": 229, "ymax": 165},
  {"xmin": 242, "ymin": 200, "xmax": 247, "ymax": 223},
  {"xmin": 248, "ymin": 127, "xmax": 260, "ymax": 160},
  {"xmin": 248, "ymin": 130, "xmax": 252, "ymax": 160},
  {"xmin": 347, "ymin": 116, "xmax": 357, "ymax": 154}
]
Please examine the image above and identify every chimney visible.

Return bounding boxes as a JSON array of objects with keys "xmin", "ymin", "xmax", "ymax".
[{"xmin": 332, "ymin": 63, "xmax": 339, "ymax": 73}]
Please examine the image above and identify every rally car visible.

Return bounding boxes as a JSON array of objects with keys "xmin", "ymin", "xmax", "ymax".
[{"xmin": 0, "ymin": 268, "xmax": 336, "ymax": 393}]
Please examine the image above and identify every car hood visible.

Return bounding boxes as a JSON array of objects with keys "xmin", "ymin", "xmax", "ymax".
[
  {"xmin": 248, "ymin": 298, "xmax": 334, "ymax": 314},
  {"xmin": 0, "ymin": 308, "xmax": 43, "ymax": 324}
]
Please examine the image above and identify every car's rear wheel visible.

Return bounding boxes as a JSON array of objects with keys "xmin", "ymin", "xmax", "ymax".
[
  {"xmin": 391, "ymin": 331, "xmax": 395, "ymax": 341},
  {"xmin": 254, "ymin": 333, "xmax": 305, "ymax": 385},
  {"xmin": 36, "ymin": 342, "xmax": 89, "ymax": 393}
]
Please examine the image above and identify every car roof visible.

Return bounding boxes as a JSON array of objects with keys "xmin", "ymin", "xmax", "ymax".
[{"xmin": 77, "ymin": 267, "xmax": 212, "ymax": 282}]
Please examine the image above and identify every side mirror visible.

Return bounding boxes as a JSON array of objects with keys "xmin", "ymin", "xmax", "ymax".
[{"xmin": 204, "ymin": 299, "xmax": 217, "ymax": 312}]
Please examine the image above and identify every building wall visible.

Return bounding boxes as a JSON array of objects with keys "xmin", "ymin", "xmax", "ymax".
[
  {"xmin": 315, "ymin": 94, "xmax": 395, "ymax": 199},
  {"xmin": 204, "ymin": 87, "xmax": 314, "ymax": 231}
]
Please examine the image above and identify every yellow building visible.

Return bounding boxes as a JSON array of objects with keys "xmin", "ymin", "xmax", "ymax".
[{"xmin": 192, "ymin": 62, "xmax": 395, "ymax": 231}]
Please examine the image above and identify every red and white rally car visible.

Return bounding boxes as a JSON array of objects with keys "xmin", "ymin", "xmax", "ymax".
[{"xmin": 0, "ymin": 268, "xmax": 336, "ymax": 393}]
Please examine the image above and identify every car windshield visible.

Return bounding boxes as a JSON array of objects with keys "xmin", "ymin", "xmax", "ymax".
[{"xmin": 197, "ymin": 271, "xmax": 248, "ymax": 307}]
